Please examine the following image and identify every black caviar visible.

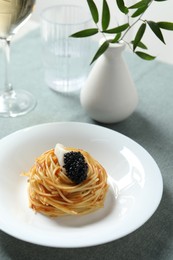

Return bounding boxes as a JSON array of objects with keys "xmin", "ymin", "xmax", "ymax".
[{"xmin": 63, "ymin": 151, "xmax": 88, "ymax": 184}]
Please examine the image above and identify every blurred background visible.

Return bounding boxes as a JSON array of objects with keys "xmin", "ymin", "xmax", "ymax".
[{"xmin": 20, "ymin": 0, "xmax": 173, "ymax": 65}]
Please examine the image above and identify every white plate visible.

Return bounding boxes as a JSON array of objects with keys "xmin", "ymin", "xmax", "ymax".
[{"xmin": 0, "ymin": 122, "xmax": 163, "ymax": 248}]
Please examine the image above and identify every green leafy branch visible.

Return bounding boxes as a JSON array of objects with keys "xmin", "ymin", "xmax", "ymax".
[{"xmin": 71, "ymin": 0, "xmax": 173, "ymax": 64}]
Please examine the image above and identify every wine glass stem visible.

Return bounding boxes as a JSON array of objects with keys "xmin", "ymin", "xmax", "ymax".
[{"xmin": 2, "ymin": 38, "xmax": 13, "ymax": 93}]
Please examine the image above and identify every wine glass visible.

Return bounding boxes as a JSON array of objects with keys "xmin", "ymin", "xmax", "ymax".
[{"xmin": 0, "ymin": 0, "xmax": 37, "ymax": 117}]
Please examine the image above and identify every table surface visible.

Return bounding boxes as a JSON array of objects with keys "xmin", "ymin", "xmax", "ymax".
[{"xmin": 0, "ymin": 27, "xmax": 173, "ymax": 260}]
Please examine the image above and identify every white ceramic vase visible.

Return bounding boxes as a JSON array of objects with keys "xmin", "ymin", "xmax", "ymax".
[{"xmin": 80, "ymin": 41, "xmax": 138, "ymax": 123}]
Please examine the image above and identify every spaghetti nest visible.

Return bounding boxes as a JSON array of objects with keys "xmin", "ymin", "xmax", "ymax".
[{"xmin": 24, "ymin": 148, "xmax": 108, "ymax": 217}]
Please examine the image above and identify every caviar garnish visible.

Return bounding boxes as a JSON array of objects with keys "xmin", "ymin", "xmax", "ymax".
[{"xmin": 63, "ymin": 151, "xmax": 88, "ymax": 184}]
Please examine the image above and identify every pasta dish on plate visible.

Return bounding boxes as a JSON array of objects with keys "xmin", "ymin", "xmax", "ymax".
[{"xmin": 23, "ymin": 144, "xmax": 108, "ymax": 217}]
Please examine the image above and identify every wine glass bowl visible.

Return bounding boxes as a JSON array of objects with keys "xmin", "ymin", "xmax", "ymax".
[{"xmin": 0, "ymin": 0, "xmax": 37, "ymax": 117}]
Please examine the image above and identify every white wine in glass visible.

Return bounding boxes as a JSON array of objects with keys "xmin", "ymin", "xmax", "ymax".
[{"xmin": 0, "ymin": 0, "xmax": 37, "ymax": 117}]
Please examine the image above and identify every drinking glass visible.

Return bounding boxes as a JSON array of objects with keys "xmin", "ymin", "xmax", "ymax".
[
  {"xmin": 41, "ymin": 5, "xmax": 96, "ymax": 93},
  {"xmin": 0, "ymin": 0, "xmax": 37, "ymax": 117}
]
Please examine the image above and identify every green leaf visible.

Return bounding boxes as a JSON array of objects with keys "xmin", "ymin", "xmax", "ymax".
[
  {"xmin": 90, "ymin": 41, "xmax": 109, "ymax": 64},
  {"xmin": 129, "ymin": 0, "xmax": 150, "ymax": 9},
  {"xmin": 135, "ymin": 51, "xmax": 156, "ymax": 60},
  {"xmin": 102, "ymin": 0, "xmax": 110, "ymax": 31},
  {"xmin": 103, "ymin": 23, "xmax": 129, "ymax": 33},
  {"xmin": 131, "ymin": 40, "xmax": 148, "ymax": 49},
  {"xmin": 87, "ymin": 0, "xmax": 99, "ymax": 23},
  {"xmin": 147, "ymin": 20, "xmax": 165, "ymax": 44},
  {"xmin": 158, "ymin": 21, "xmax": 173, "ymax": 30},
  {"xmin": 133, "ymin": 23, "xmax": 146, "ymax": 51},
  {"xmin": 70, "ymin": 28, "xmax": 98, "ymax": 38},
  {"xmin": 110, "ymin": 33, "xmax": 122, "ymax": 43},
  {"xmin": 116, "ymin": 0, "xmax": 129, "ymax": 14},
  {"xmin": 131, "ymin": 5, "xmax": 148, "ymax": 17}
]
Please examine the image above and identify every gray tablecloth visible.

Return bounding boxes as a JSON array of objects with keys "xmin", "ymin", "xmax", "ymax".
[{"xmin": 0, "ymin": 29, "xmax": 173, "ymax": 260}]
